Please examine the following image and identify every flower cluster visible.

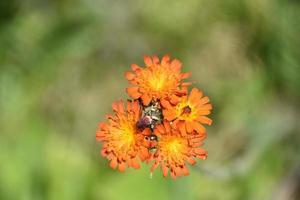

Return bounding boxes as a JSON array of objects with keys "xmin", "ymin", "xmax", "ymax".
[{"xmin": 96, "ymin": 55, "xmax": 212, "ymax": 179}]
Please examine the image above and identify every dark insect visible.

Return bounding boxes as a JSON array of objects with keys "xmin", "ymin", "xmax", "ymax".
[
  {"xmin": 137, "ymin": 101, "xmax": 162, "ymax": 129},
  {"xmin": 145, "ymin": 134, "xmax": 158, "ymax": 142},
  {"xmin": 136, "ymin": 116, "xmax": 152, "ymax": 129},
  {"xmin": 149, "ymin": 134, "xmax": 158, "ymax": 141},
  {"xmin": 144, "ymin": 134, "xmax": 158, "ymax": 152},
  {"xmin": 138, "ymin": 101, "xmax": 161, "ymax": 152}
]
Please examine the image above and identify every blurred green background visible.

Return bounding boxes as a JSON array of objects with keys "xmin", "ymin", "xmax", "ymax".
[{"xmin": 1, "ymin": 0, "xmax": 300, "ymax": 200}]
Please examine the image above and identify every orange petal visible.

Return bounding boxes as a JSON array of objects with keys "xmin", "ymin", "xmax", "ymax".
[
  {"xmin": 163, "ymin": 121, "xmax": 171, "ymax": 133},
  {"xmin": 189, "ymin": 134, "xmax": 206, "ymax": 144},
  {"xmin": 129, "ymin": 158, "xmax": 140, "ymax": 169},
  {"xmin": 189, "ymin": 88, "xmax": 203, "ymax": 104},
  {"xmin": 170, "ymin": 59, "xmax": 182, "ymax": 71},
  {"xmin": 176, "ymin": 87, "xmax": 188, "ymax": 96},
  {"xmin": 192, "ymin": 122, "xmax": 206, "ymax": 134},
  {"xmin": 182, "ymin": 82, "xmax": 192, "ymax": 86},
  {"xmin": 141, "ymin": 93, "xmax": 152, "ymax": 106},
  {"xmin": 180, "ymin": 72, "xmax": 190, "ymax": 79},
  {"xmin": 177, "ymin": 121, "xmax": 187, "ymax": 136},
  {"xmin": 162, "ymin": 109, "xmax": 177, "ymax": 121},
  {"xmin": 170, "ymin": 94, "xmax": 181, "ymax": 105},
  {"xmin": 194, "ymin": 148, "xmax": 207, "ymax": 155},
  {"xmin": 182, "ymin": 165, "xmax": 189, "ymax": 176},
  {"xmin": 131, "ymin": 64, "xmax": 141, "ymax": 72},
  {"xmin": 109, "ymin": 158, "xmax": 118, "ymax": 169},
  {"xmin": 161, "ymin": 163, "xmax": 169, "ymax": 177},
  {"xmin": 194, "ymin": 148, "xmax": 208, "ymax": 159},
  {"xmin": 125, "ymin": 71, "xmax": 135, "ymax": 80},
  {"xmin": 139, "ymin": 147, "xmax": 149, "ymax": 161},
  {"xmin": 99, "ymin": 122, "xmax": 107, "ymax": 130},
  {"xmin": 112, "ymin": 101, "xmax": 119, "ymax": 112},
  {"xmin": 197, "ymin": 154, "xmax": 207, "ymax": 160},
  {"xmin": 161, "ymin": 54, "xmax": 170, "ymax": 65},
  {"xmin": 118, "ymin": 162, "xmax": 126, "ymax": 172},
  {"xmin": 160, "ymin": 98, "xmax": 172, "ymax": 108},
  {"xmin": 152, "ymin": 55, "xmax": 159, "ymax": 64},
  {"xmin": 174, "ymin": 166, "xmax": 183, "ymax": 177},
  {"xmin": 199, "ymin": 132, "xmax": 207, "ymax": 140},
  {"xmin": 150, "ymin": 161, "xmax": 159, "ymax": 172},
  {"xmin": 132, "ymin": 100, "xmax": 140, "ymax": 119},
  {"xmin": 117, "ymin": 100, "xmax": 124, "ymax": 114},
  {"xmin": 96, "ymin": 130, "xmax": 105, "ymax": 140},
  {"xmin": 186, "ymin": 121, "xmax": 194, "ymax": 133},
  {"xmin": 199, "ymin": 96, "xmax": 210, "ymax": 105},
  {"xmin": 100, "ymin": 148, "xmax": 108, "ymax": 156},
  {"xmin": 154, "ymin": 124, "xmax": 165, "ymax": 135},
  {"xmin": 129, "ymin": 79, "xmax": 138, "ymax": 85},
  {"xmin": 107, "ymin": 152, "xmax": 114, "ymax": 160},
  {"xmin": 141, "ymin": 139, "xmax": 151, "ymax": 149},
  {"xmin": 126, "ymin": 100, "xmax": 132, "ymax": 112},
  {"xmin": 197, "ymin": 116, "xmax": 212, "ymax": 125},
  {"xmin": 132, "ymin": 100, "xmax": 139, "ymax": 111},
  {"xmin": 196, "ymin": 109, "xmax": 211, "ymax": 116},
  {"xmin": 170, "ymin": 170, "xmax": 177, "ymax": 179},
  {"xmin": 144, "ymin": 55, "xmax": 153, "ymax": 66},
  {"xmin": 126, "ymin": 87, "xmax": 142, "ymax": 99},
  {"xmin": 186, "ymin": 157, "xmax": 196, "ymax": 165},
  {"xmin": 138, "ymin": 87, "xmax": 146, "ymax": 93},
  {"xmin": 142, "ymin": 128, "xmax": 151, "ymax": 136},
  {"xmin": 197, "ymin": 104, "xmax": 212, "ymax": 110}
]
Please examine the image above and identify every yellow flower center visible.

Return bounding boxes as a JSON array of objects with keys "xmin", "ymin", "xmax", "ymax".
[
  {"xmin": 111, "ymin": 120, "xmax": 136, "ymax": 152},
  {"xmin": 140, "ymin": 65, "xmax": 180, "ymax": 96},
  {"xmin": 120, "ymin": 124, "xmax": 135, "ymax": 143},
  {"xmin": 160, "ymin": 136, "xmax": 186, "ymax": 164},
  {"xmin": 148, "ymin": 72, "xmax": 167, "ymax": 91},
  {"xmin": 165, "ymin": 139, "xmax": 183, "ymax": 154}
]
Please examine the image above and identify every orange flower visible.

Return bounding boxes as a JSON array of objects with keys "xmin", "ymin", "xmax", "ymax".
[
  {"xmin": 96, "ymin": 100, "xmax": 150, "ymax": 172},
  {"xmin": 96, "ymin": 54, "xmax": 213, "ymax": 179},
  {"xmin": 150, "ymin": 121, "xmax": 207, "ymax": 179},
  {"xmin": 162, "ymin": 88, "xmax": 213, "ymax": 135},
  {"xmin": 125, "ymin": 55, "xmax": 191, "ymax": 106}
]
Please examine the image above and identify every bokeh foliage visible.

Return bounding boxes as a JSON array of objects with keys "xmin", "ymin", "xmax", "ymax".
[{"xmin": 1, "ymin": 0, "xmax": 300, "ymax": 200}]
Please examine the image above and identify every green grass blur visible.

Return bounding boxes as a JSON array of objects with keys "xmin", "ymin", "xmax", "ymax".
[{"xmin": 1, "ymin": 0, "xmax": 300, "ymax": 200}]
